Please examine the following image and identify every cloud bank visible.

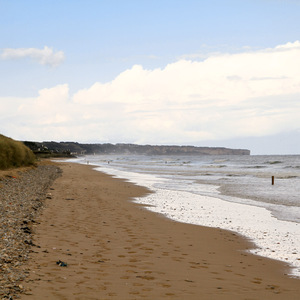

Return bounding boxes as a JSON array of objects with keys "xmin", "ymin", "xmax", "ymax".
[
  {"xmin": 0, "ymin": 46, "xmax": 65, "ymax": 67},
  {"xmin": 1, "ymin": 41, "xmax": 300, "ymax": 153}
]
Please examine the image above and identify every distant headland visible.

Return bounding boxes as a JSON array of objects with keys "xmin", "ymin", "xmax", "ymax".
[{"xmin": 23, "ymin": 141, "xmax": 250, "ymax": 157}]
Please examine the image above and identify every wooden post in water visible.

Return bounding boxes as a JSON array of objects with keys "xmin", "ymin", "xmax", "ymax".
[{"xmin": 272, "ymin": 176, "xmax": 275, "ymax": 185}]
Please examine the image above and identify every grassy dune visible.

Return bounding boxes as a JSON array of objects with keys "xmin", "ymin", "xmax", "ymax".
[{"xmin": 0, "ymin": 134, "xmax": 36, "ymax": 170}]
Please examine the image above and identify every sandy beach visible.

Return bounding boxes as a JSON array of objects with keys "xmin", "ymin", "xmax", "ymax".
[{"xmin": 19, "ymin": 162, "xmax": 299, "ymax": 299}]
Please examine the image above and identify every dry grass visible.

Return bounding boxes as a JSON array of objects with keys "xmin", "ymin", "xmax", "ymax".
[{"xmin": 0, "ymin": 134, "xmax": 36, "ymax": 170}]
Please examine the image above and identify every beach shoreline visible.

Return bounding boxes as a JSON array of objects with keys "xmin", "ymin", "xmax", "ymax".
[
  {"xmin": 76, "ymin": 154, "xmax": 300, "ymax": 277},
  {"xmin": 16, "ymin": 162, "xmax": 300, "ymax": 299}
]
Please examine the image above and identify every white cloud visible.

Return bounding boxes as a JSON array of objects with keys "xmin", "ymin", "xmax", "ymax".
[
  {"xmin": 1, "ymin": 46, "xmax": 65, "ymax": 67},
  {"xmin": 1, "ymin": 41, "xmax": 300, "ymax": 152}
]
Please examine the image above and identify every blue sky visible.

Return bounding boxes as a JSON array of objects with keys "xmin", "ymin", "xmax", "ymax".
[{"xmin": 1, "ymin": 0, "xmax": 300, "ymax": 154}]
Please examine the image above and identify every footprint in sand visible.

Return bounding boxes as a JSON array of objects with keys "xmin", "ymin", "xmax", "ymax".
[
  {"xmin": 235, "ymin": 273, "xmax": 245, "ymax": 277},
  {"xmin": 157, "ymin": 283, "xmax": 171, "ymax": 288},
  {"xmin": 165, "ymin": 293, "xmax": 175, "ymax": 296},
  {"xmin": 132, "ymin": 282, "xmax": 144, "ymax": 287},
  {"xmin": 126, "ymin": 269, "xmax": 138, "ymax": 274},
  {"xmin": 129, "ymin": 258, "xmax": 138, "ymax": 262},
  {"xmin": 251, "ymin": 277, "xmax": 262, "ymax": 284},
  {"xmin": 136, "ymin": 275, "xmax": 155, "ymax": 280},
  {"xmin": 172, "ymin": 257, "xmax": 182, "ymax": 262},
  {"xmin": 129, "ymin": 291, "xmax": 140, "ymax": 295},
  {"xmin": 142, "ymin": 288, "xmax": 153, "ymax": 291}
]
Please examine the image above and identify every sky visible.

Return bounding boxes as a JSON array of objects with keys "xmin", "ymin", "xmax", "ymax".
[{"xmin": 1, "ymin": 0, "xmax": 300, "ymax": 155}]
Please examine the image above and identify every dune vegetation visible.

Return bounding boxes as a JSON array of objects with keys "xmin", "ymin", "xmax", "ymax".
[{"xmin": 0, "ymin": 134, "xmax": 36, "ymax": 170}]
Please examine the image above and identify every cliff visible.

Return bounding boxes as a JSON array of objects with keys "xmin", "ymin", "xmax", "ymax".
[{"xmin": 23, "ymin": 141, "xmax": 250, "ymax": 156}]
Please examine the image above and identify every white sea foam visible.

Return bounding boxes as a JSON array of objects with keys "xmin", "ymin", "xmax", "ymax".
[{"xmin": 95, "ymin": 166, "xmax": 300, "ymax": 278}]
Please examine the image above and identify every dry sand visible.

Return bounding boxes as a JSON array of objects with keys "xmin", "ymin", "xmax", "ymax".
[{"xmin": 20, "ymin": 162, "xmax": 299, "ymax": 299}]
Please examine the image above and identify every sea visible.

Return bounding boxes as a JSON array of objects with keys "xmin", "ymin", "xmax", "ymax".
[{"xmin": 68, "ymin": 154, "xmax": 300, "ymax": 277}]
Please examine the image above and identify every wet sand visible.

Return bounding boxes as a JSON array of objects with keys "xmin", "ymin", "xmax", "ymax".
[{"xmin": 21, "ymin": 162, "xmax": 300, "ymax": 299}]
